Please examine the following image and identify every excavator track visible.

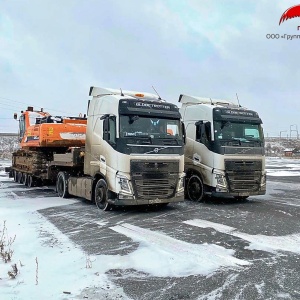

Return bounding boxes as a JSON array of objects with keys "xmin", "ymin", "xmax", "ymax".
[{"xmin": 12, "ymin": 149, "xmax": 51, "ymax": 179}]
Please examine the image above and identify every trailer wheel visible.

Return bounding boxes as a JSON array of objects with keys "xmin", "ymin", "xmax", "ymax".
[
  {"xmin": 13, "ymin": 170, "xmax": 18, "ymax": 182},
  {"xmin": 17, "ymin": 172, "xmax": 23, "ymax": 184},
  {"xmin": 56, "ymin": 172, "xmax": 70, "ymax": 198},
  {"xmin": 23, "ymin": 173, "xmax": 28, "ymax": 186},
  {"xmin": 94, "ymin": 179, "xmax": 111, "ymax": 211},
  {"xmin": 27, "ymin": 175, "xmax": 35, "ymax": 187},
  {"xmin": 187, "ymin": 175, "xmax": 204, "ymax": 202}
]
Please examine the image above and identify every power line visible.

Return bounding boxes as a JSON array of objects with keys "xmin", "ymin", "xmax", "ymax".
[
  {"xmin": 0, "ymin": 101, "xmax": 24, "ymax": 110},
  {"xmin": 1, "ymin": 107, "xmax": 16, "ymax": 112},
  {"xmin": 0, "ymin": 96, "xmax": 69, "ymax": 114}
]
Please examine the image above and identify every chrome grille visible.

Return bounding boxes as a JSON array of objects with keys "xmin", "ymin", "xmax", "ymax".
[
  {"xmin": 130, "ymin": 160, "xmax": 179, "ymax": 200},
  {"xmin": 225, "ymin": 160, "xmax": 262, "ymax": 192},
  {"xmin": 133, "ymin": 177, "xmax": 177, "ymax": 199}
]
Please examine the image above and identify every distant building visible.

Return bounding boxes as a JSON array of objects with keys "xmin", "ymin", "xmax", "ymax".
[{"xmin": 283, "ymin": 148, "xmax": 293, "ymax": 157}]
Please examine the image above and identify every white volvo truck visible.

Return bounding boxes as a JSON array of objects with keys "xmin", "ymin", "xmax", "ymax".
[
  {"xmin": 179, "ymin": 94, "xmax": 266, "ymax": 201},
  {"xmin": 55, "ymin": 87, "xmax": 185, "ymax": 210}
]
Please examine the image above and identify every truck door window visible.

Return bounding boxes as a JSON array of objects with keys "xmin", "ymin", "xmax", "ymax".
[{"xmin": 103, "ymin": 116, "xmax": 116, "ymax": 146}]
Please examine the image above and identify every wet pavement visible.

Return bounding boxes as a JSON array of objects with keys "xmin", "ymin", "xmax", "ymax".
[{"xmin": 1, "ymin": 158, "xmax": 300, "ymax": 299}]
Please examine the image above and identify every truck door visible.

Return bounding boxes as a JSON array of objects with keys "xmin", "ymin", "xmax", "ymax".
[{"xmin": 102, "ymin": 116, "xmax": 117, "ymax": 175}]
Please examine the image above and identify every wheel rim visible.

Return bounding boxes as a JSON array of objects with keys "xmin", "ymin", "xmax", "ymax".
[{"xmin": 188, "ymin": 176, "xmax": 203, "ymax": 202}]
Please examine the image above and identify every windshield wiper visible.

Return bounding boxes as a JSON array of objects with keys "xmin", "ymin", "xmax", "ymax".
[
  {"xmin": 130, "ymin": 135, "xmax": 153, "ymax": 144},
  {"xmin": 158, "ymin": 136, "xmax": 179, "ymax": 145}
]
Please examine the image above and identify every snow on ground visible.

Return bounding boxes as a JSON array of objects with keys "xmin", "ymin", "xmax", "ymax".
[
  {"xmin": 0, "ymin": 160, "xmax": 250, "ymax": 300},
  {"xmin": 111, "ymin": 223, "xmax": 249, "ymax": 277},
  {"xmin": 266, "ymin": 157, "xmax": 300, "ymax": 177},
  {"xmin": 0, "ymin": 157, "xmax": 299, "ymax": 299},
  {"xmin": 0, "ymin": 162, "xmax": 129, "ymax": 300},
  {"xmin": 184, "ymin": 219, "xmax": 300, "ymax": 255}
]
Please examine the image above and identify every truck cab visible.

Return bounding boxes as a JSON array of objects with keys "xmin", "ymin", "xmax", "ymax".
[
  {"xmin": 179, "ymin": 94, "xmax": 266, "ymax": 201},
  {"xmin": 58, "ymin": 87, "xmax": 185, "ymax": 210}
]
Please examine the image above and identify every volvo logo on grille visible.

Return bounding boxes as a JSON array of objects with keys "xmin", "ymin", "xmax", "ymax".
[
  {"xmin": 145, "ymin": 146, "xmax": 167, "ymax": 154},
  {"xmin": 238, "ymin": 148, "xmax": 251, "ymax": 154}
]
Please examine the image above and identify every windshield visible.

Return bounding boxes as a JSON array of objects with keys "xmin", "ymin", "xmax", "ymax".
[
  {"xmin": 120, "ymin": 115, "xmax": 182, "ymax": 139},
  {"xmin": 214, "ymin": 121, "xmax": 264, "ymax": 143}
]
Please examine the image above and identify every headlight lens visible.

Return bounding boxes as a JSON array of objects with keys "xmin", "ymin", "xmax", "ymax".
[
  {"xmin": 118, "ymin": 177, "xmax": 131, "ymax": 193},
  {"xmin": 215, "ymin": 174, "xmax": 227, "ymax": 188},
  {"xmin": 177, "ymin": 176, "xmax": 185, "ymax": 192}
]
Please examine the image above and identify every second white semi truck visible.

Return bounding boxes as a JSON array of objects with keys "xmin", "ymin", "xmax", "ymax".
[
  {"xmin": 179, "ymin": 94, "xmax": 266, "ymax": 201},
  {"xmin": 55, "ymin": 87, "xmax": 185, "ymax": 210}
]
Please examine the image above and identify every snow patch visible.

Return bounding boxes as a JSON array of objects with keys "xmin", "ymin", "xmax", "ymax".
[
  {"xmin": 110, "ymin": 223, "xmax": 249, "ymax": 277},
  {"xmin": 184, "ymin": 219, "xmax": 300, "ymax": 255}
]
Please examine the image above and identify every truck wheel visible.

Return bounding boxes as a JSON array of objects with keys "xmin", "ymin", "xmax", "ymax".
[
  {"xmin": 56, "ymin": 172, "xmax": 70, "ymax": 198},
  {"xmin": 187, "ymin": 175, "xmax": 204, "ymax": 202},
  {"xmin": 94, "ymin": 179, "xmax": 111, "ymax": 211}
]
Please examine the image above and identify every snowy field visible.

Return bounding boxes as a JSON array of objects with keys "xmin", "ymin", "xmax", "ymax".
[
  {"xmin": 0, "ymin": 157, "xmax": 300, "ymax": 299},
  {"xmin": 266, "ymin": 157, "xmax": 300, "ymax": 177},
  {"xmin": 0, "ymin": 160, "xmax": 131, "ymax": 300}
]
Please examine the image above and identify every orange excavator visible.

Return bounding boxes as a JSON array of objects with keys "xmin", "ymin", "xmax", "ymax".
[{"xmin": 11, "ymin": 106, "xmax": 87, "ymax": 187}]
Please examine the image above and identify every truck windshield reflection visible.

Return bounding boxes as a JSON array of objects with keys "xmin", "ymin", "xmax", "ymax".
[{"xmin": 120, "ymin": 115, "xmax": 182, "ymax": 140}]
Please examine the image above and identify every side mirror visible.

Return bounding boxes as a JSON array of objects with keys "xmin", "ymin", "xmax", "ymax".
[
  {"xmin": 204, "ymin": 122, "xmax": 212, "ymax": 141},
  {"xmin": 14, "ymin": 113, "xmax": 18, "ymax": 120},
  {"xmin": 103, "ymin": 116, "xmax": 116, "ymax": 147},
  {"xmin": 195, "ymin": 121, "xmax": 211, "ymax": 143},
  {"xmin": 103, "ymin": 118, "xmax": 109, "ymax": 141},
  {"xmin": 87, "ymin": 100, "xmax": 90, "ymax": 116},
  {"xmin": 181, "ymin": 122, "xmax": 186, "ymax": 144}
]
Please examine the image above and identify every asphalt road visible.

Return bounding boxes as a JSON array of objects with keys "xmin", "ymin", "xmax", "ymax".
[{"xmin": 3, "ymin": 169, "xmax": 300, "ymax": 300}]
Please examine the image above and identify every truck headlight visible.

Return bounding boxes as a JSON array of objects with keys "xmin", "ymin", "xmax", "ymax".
[
  {"xmin": 215, "ymin": 174, "xmax": 227, "ymax": 189},
  {"xmin": 118, "ymin": 177, "xmax": 131, "ymax": 193},
  {"xmin": 261, "ymin": 174, "xmax": 266, "ymax": 187},
  {"xmin": 177, "ymin": 176, "xmax": 185, "ymax": 192}
]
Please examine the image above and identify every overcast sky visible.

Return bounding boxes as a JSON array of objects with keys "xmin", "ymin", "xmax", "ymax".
[{"xmin": 0, "ymin": 0, "xmax": 299, "ymax": 137}]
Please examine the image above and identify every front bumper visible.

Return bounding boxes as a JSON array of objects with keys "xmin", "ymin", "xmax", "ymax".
[
  {"xmin": 210, "ymin": 190, "xmax": 266, "ymax": 198},
  {"xmin": 108, "ymin": 193, "xmax": 184, "ymax": 206}
]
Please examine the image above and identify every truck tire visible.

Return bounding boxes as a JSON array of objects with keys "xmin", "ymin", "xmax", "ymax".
[
  {"xmin": 56, "ymin": 172, "xmax": 70, "ymax": 198},
  {"xmin": 27, "ymin": 175, "xmax": 35, "ymax": 187},
  {"xmin": 13, "ymin": 170, "xmax": 18, "ymax": 182},
  {"xmin": 187, "ymin": 175, "xmax": 204, "ymax": 202},
  {"xmin": 94, "ymin": 179, "xmax": 111, "ymax": 211},
  {"xmin": 23, "ymin": 173, "xmax": 28, "ymax": 186},
  {"xmin": 17, "ymin": 172, "xmax": 23, "ymax": 184}
]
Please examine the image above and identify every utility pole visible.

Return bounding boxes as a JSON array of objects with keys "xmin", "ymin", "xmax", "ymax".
[{"xmin": 290, "ymin": 124, "xmax": 298, "ymax": 139}]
